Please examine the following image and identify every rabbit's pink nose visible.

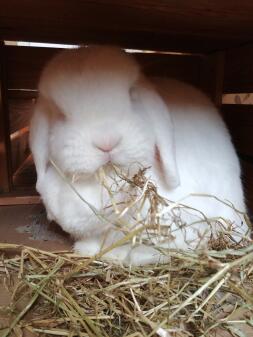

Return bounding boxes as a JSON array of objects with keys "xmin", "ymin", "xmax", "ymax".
[{"xmin": 94, "ymin": 138, "xmax": 121, "ymax": 153}]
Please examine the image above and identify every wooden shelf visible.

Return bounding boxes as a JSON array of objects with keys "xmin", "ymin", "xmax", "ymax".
[
  {"xmin": 1, "ymin": 1, "xmax": 253, "ymax": 52},
  {"xmin": 0, "ymin": 194, "xmax": 40, "ymax": 206}
]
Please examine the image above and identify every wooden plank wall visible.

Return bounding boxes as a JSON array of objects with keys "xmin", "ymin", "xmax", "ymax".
[
  {"xmin": 5, "ymin": 47, "xmax": 59, "ymax": 190},
  {"xmin": 1, "ymin": 44, "xmax": 223, "ymax": 196},
  {"xmin": 0, "ymin": 43, "xmax": 12, "ymax": 193},
  {"xmin": 223, "ymin": 44, "xmax": 253, "ymax": 214}
]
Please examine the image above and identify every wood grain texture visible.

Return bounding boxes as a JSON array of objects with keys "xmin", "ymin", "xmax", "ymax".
[
  {"xmin": 199, "ymin": 52, "xmax": 225, "ymax": 106},
  {"xmin": 224, "ymin": 44, "xmax": 253, "ymax": 93},
  {"xmin": 8, "ymin": 98, "xmax": 34, "ymax": 177},
  {"xmin": 1, "ymin": 1, "xmax": 253, "ymax": 52},
  {"xmin": 0, "ymin": 195, "xmax": 40, "ymax": 205},
  {"xmin": 241, "ymin": 160, "xmax": 253, "ymax": 214},
  {"xmin": 0, "ymin": 43, "xmax": 12, "ymax": 193},
  {"xmin": 9, "ymin": 98, "xmax": 34, "ymax": 133},
  {"xmin": 12, "ymin": 154, "xmax": 36, "ymax": 189},
  {"xmin": 11, "ymin": 127, "xmax": 30, "ymax": 174}
]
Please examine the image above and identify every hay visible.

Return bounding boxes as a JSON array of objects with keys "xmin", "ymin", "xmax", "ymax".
[{"xmin": 0, "ymin": 165, "xmax": 253, "ymax": 337}]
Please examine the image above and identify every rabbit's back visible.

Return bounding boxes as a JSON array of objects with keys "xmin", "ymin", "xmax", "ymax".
[{"xmin": 153, "ymin": 78, "xmax": 245, "ymax": 216}]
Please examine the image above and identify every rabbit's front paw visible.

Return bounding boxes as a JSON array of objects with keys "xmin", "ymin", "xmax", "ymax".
[
  {"xmin": 74, "ymin": 239, "xmax": 100, "ymax": 257},
  {"xmin": 126, "ymin": 245, "xmax": 170, "ymax": 266}
]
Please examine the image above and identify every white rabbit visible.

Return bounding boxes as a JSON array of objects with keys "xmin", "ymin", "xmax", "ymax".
[{"xmin": 30, "ymin": 46, "xmax": 249, "ymax": 266}]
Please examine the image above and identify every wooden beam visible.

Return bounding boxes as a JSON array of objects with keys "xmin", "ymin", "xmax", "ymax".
[
  {"xmin": 1, "ymin": 1, "xmax": 253, "ymax": 52},
  {"xmin": 0, "ymin": 194, "xmax": 41, "ymax": 205},
  {"xmin": 199, "ymin": 51, "xmax": 225, "ymax": 106},
  {"xmin": 0, "ymin": 41, "xmax": 12, "ymax": 193},
  {"xmin": 224, "ymin": 43, "xmax": 253, "ymax": 93},
  {"xmin": 241, "ymin": 160, "xmax": 253, "ymax": 213},
  {"xmin": 210, "ymin": 52, "xmax": 225, "ymax": 108},
  {"xmin": 222, "ymin": 104, "xmax": 253, "ymax": 158}
]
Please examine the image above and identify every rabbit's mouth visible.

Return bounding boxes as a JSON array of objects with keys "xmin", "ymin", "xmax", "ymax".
[
  {"xmin": 67, "ymin": 162, "xmax": 119, "ymax": 183},
  {"xmin": 99, "ymin": 151, "xmax": 123, "ymax": 168}
]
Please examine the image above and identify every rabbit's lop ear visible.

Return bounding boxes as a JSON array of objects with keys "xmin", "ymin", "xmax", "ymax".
[
  {"xmin": 130, "ymin": 80, "xmax": 180, "ymax": 190},
  {"xmin": 29, "ymin": 97, "xmax": 50, "ymax": 190}
]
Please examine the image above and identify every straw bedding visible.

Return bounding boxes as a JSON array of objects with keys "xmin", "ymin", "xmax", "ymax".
[{"xmin": 0, "ymin": 166, "xmax": 252, "ymax": 337}]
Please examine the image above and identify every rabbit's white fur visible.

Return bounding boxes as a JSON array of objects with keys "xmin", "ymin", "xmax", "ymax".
[{"xmin": 30, "ymin": 46, "xmax": 248, "ymax": 266}]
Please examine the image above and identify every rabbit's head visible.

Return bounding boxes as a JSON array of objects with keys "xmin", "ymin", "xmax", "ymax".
[{"xmin": 35, "ymin": 46, "xmax": 180, "ymax": 189}]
